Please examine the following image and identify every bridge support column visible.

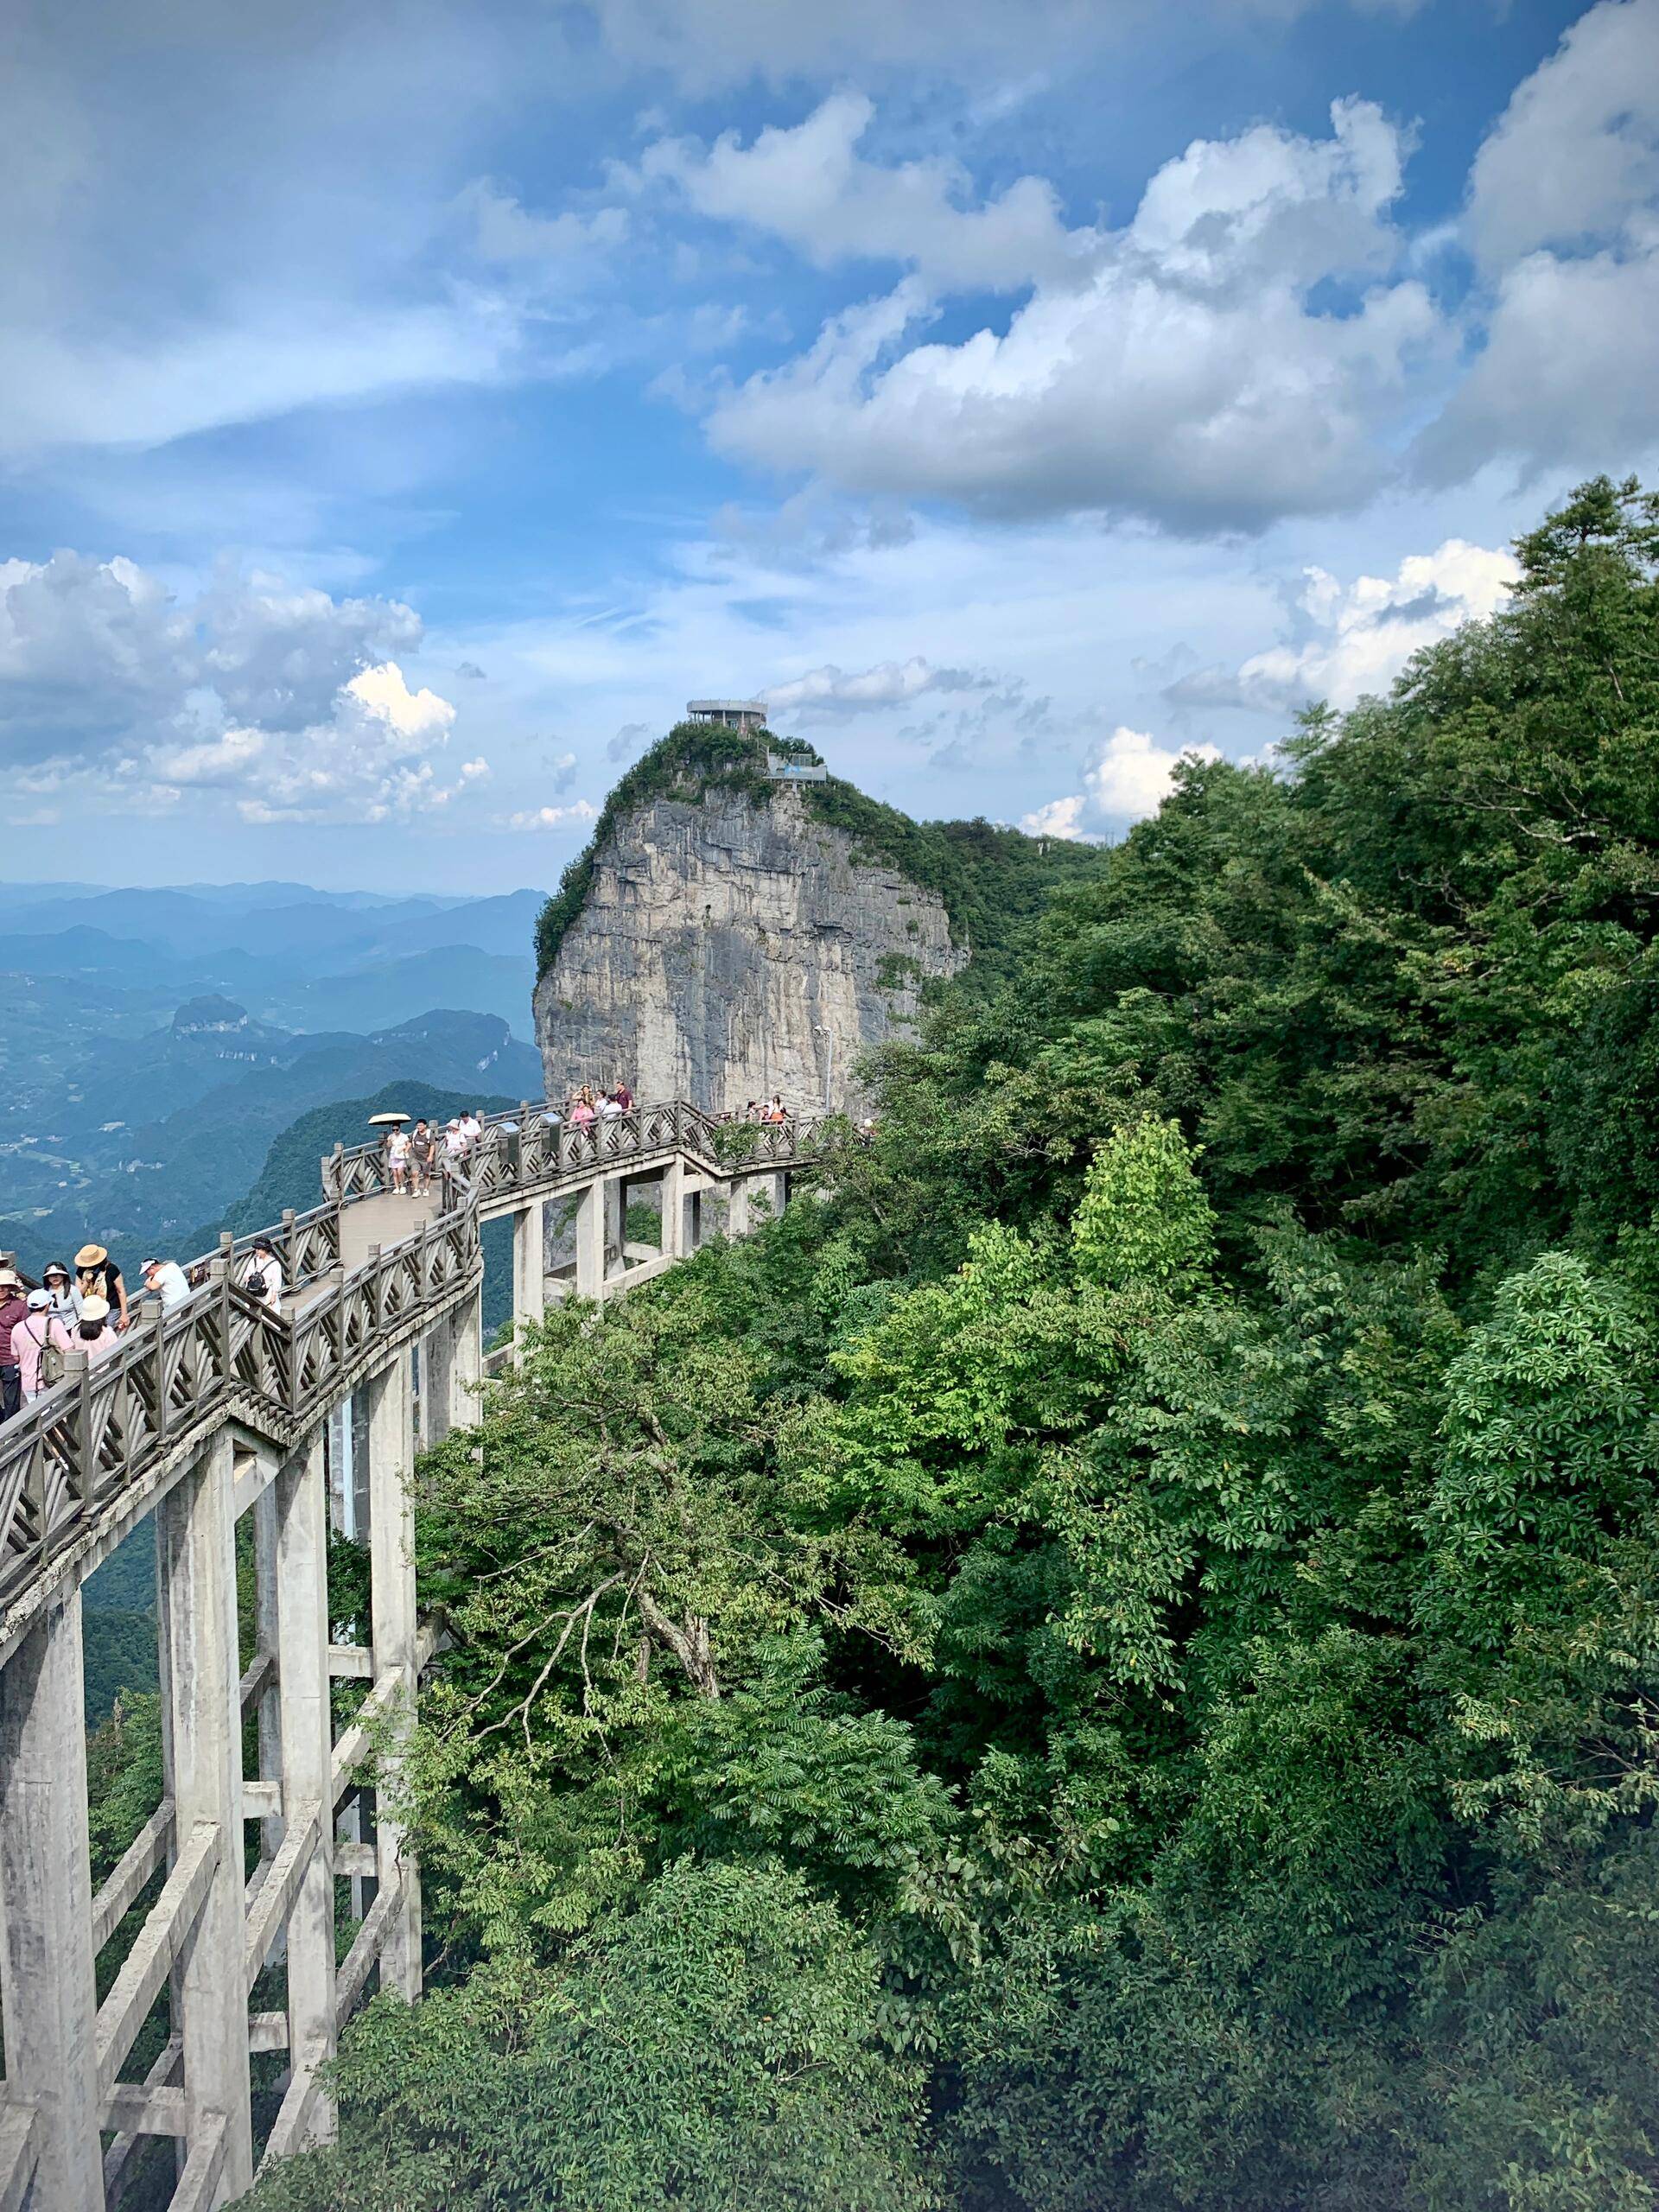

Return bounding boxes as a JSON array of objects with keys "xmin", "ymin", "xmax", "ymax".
[
  {"xmin": 660, "ymin": 1157, "xmax": 686, "ymax": 1261},
  {"xmin": 512, "ymin": 1197, "xmax": 546, "ymax": 1337},
  {"xmin": 451, "ymin": 1286, "xmax": 483, "ymax": 1429},
  {"xmin": 421, "ymin": 1313, "xmax": 454, "ymax": 1447},
  {"xmin": 157, "ymin": 1427, "xmax": 255, "ymax": 2200},
  {"xmin": 276, "ymin": 1424, "xmax": 337, "ymax": 2145},
  {"xmin": 575, "ymin": 1179, "xmax": 606, "ymax": 1301},
  {"xmin": 0, "ymin": 1591, "xmax": 102, "ymax": 2211},
  {"xmin": 367, "ymin": 1354, "xmax": 422, "ymax": 2002}
]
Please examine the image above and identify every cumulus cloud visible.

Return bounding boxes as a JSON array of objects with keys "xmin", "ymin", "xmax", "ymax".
[
  {"xmin": 1022, "ymin": 724, "xmax": 1220, "ymax": 842},
  {"xmin": 0, "ymin": 552, "xmax": 483, "ymax": 825},
  {"xmin": 637, "ymin": 92, "xmax": 1094, "ymax": 292},
  {"xmin": 1419, "ymin": 0, "xmax": 1659, "ymax": 482},
  {"xmin": 1464, "ymin": 0, "xmax": 1659, "ymax": 273},
  {"xmin": 501, "ymin": 801, "xmax": 601, "ymax": 830},
  {"xmin": 764, "ymin": 655, "xmax": 985, "ymax": 718},
  {"xmin": 704, "ymin": 99, "xmax": 1441, "ymax": 532},
  {"xmin": 1167, "ymin": 537, "xmax": 1515, "ymax": 715}
]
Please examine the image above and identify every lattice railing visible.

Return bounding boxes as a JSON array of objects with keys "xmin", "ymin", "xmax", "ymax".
[{"xmin": 2, "ymin": 1096, "xmax": 825, "ymax": 1628}]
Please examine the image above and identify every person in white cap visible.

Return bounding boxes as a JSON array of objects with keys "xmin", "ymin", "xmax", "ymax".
[
  {"xmin": 16, "ymin": 1290, "xmax": 73, "ymax": 1400},
  {"xmin": 142, "ymin": 1255, "xmax": 191, "ymax": 1312}
]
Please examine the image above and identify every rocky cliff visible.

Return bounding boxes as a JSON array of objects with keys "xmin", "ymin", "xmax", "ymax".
[{"xmin": 532, "ymin": 779, "xmax": 965, "ymax": 1116}]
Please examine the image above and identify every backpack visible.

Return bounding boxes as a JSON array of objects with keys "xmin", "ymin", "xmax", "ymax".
[{"xmin": 27, "ymin": 1317, "xmax": 65, "ymax": 1389}]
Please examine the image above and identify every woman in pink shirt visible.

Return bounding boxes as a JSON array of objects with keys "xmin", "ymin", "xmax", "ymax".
[
  {"xmin": 73, "ymin": 1296, "xmax": 123, "ymax": 1366},
  {"xmin": 15, "ymin": 1291, "xmax": 73, "ymax": 1400}
]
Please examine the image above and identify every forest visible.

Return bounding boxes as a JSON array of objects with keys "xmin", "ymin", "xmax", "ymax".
[{"xmin": 209, "ymin": 476, "xmax": 1659, "ymax": 2208}]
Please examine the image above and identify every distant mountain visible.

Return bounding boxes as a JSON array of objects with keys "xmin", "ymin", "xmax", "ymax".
[
  {"xmin": 257, "ymin": 945, "xmax": 533, "ymax": 1039},
  {"xmin": 2, "ymin": 1009, "xmax": 542, "ymax": 1281}
]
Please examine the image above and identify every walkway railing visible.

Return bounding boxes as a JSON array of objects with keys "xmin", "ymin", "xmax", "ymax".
[{"xmin": 1, "ymin": 1098, "xmax": 823, "ymax": 1641}]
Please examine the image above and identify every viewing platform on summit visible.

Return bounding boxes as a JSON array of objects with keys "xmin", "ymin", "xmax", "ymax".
[{"xmin": 0, "ymin": 1095, "xmax": 822, "ymax": 2211}]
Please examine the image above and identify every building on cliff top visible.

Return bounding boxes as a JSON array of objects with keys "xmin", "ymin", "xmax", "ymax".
[{"xmin": 685, "ymin": 697, "xmax": 768, "ymax": 731}]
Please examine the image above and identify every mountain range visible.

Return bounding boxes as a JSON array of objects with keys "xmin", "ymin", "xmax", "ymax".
[{"xmin": 0, "ymin": 877, "xmax": 546, "ymax": 1280}]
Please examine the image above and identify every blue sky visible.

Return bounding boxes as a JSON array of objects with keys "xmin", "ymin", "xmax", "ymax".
[{"xmin": 3, "ymin": 0, "xmax": 1656, "ymax": 891}]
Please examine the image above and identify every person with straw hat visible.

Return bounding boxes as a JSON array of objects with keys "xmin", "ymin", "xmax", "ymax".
[{"xmin": 74, "ymin": 1243, "xmax": 130, "ymax": 1332}]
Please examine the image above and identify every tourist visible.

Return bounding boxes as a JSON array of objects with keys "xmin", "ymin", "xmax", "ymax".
[
  {"xmin": 41, "ymin": 1262, "xmax": 75, "ymax": 1319},
  {"xmin": 570, "ymin": 1089, "xmax": 596, "ymax": 1130},
  {"xmin": 74, "ymin": 1295, "xmax": 121, "ymax": 1364},
  {"xmin": 599, "ymin": 1088, "xmax": 623, "ymax": 1121},
  {"xmin": 409, "ymin": 1118, "xmax": 435, "ymax": 1197},
  {"xmin": 385, "ymin": 1123, "xmax": 411, "ymax": 1194},
  {"xmin": 0, "ymin": 1268, "xmax": 26, "ymax": 1422},
  {"xmin": 613, "ymin": 1079, "xmax": 633, "ymax": 1111},
  {"xmin": 141, "ymin": 1255, "xmax": 191, "ymax": 1311},
  {"xmin": 444, "ymin": 1118, "xmax": 467, "ymax": 1164},
  {"xmin": 460, "ymin": 1108, "xmax": 483, "ymax": 1151},
  {"xmin": 240, "ymin": 1237, "xmax": 283, "ymax": 1311},
  {"xmin": 765, "ymin": 1095, "xmax": 788, "ymax": 1125},
  {"xmin": 74, "ymin": 1243, "xmax": 130, "ymax": 1332},
  {"xmin": 16, "ymin": 1291, "xmax": 73, "ymax": 1401}
]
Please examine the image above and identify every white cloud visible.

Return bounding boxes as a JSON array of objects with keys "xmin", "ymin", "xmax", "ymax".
[
  {"xmin": 1020, "ymin": 793, "xmax": 1090, "ymax": 840},
  {"xmin": 1168, "ymin": 537, "xmax": 1515, "ymax": 714},
  {"xmin": 1465, "ymin": 0, "xmax": 1659, "ymax": 273},
  {"xmin": 764, "ymin": 655, "xmax": 984, "ymax": 718},
  {"xmin": 502, "ymin": 801, "xmax": 600, "ymax": 830},
  {"xmin": 1418, "ymin": 0, "xmax": 1659, "ymax": 483},
  {"xmin": 1021, "ymin": 725, "xmax": 1219, "ymax": 843},
  {"xmin": 638, "ymin": 92, "xmax": 1093, "ymax": 292},
  {"xmin": 458, "ymin": 178, "xmax": 631, "ymax": 264},
  {"xmin": 0, "ymin": 554, "xmax": 485, "ymax": 826},
  {"xmin": 703, "ymin": 99, "xmax": 1442, "ymax": 532}
]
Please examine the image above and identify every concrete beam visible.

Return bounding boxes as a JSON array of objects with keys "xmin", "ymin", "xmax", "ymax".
[{"xmin": 512, "ymin": 1196, "xmax": 546, "ymax": 1337}]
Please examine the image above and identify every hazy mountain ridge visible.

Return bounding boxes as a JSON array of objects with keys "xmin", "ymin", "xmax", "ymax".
[{"xmin": 0, "ymin": 876, "xmax": 547, "ymax": 1281}]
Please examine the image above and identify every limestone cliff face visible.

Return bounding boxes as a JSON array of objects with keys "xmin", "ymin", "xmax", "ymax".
[{"xmin": 532, "ymin": 785, "xmax": 964, "ymax": 1115}]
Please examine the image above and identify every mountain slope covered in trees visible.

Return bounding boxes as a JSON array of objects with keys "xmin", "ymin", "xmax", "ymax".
[{"xmin": 239, "ymin": 480, "xmax": 1659, "ymax": 2212}]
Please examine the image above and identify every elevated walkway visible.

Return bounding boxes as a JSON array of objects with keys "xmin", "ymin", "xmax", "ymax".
[{"xmin": 0, "ymin": 1096, "xmax": 823, "ymax": 2209}]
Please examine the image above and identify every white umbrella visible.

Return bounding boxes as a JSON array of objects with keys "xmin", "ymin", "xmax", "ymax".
[{"xmin": 367, "ymin": 1110, "xmax": 410, "ymax": 1127}]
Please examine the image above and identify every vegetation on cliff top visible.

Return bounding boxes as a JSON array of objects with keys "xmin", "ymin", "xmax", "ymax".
[
  {"xmin": 532, "ymin": 720, "xmax": 1103, "ymax": 982},
  {"xmin": 235, "ymin": 477, "xmax": 1659, "ymax": 2211}
]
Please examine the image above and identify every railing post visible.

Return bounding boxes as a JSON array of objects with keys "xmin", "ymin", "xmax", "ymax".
[
  {"xmin": 141, "ymin": 1292, "xmax": 169, "ymax": 1451},
  {"xmin": 0, "ymin": 1592, "xmax": 102, "ymax": 2209},
  {"xmin": 63, "ymin": 1346, "xmax": 91, "ymax": 1509},
  {"xmin": 156, "ymin": 1427, "xmax": 254, "ymax": 2196},
  {"xmin": 365, "ymin": 1355, "xmax": 422, "ymax": 1999}
]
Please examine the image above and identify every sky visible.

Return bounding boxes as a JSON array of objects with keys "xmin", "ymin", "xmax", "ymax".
[{"xmin": 3, "ymin": 0, "xmax": 1656, "ymax": 893}]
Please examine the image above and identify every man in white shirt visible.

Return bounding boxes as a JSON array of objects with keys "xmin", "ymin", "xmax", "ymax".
[{"xmin": 141, "ymin": 1255, "xmax": 191, "ymax": 1311}]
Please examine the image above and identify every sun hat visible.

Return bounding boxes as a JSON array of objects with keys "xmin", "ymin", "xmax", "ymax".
[
  {"xmin": 26, "ymin": 1289, "xmax": 51, "ymax": 1311},
  {"xmin": 79, "ymin": 1294, "xmax": 111, "ymax": 1323},
  {"xmin": 43, "ymin": 1262, "xmax": 68, "ymax": 1278},
  {"xmin": 75, "ymin": 1243, "xmax": 108, "ymax": 1268},
  {"xmin": 0, "ymin": 1268, "xmax": 21, "ymax": 1290}
]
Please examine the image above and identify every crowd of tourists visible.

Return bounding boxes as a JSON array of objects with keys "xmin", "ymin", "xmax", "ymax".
[
  {"xmin": 374, "ymin": 1084, "xmax": 798, "ymax": 1196},
  {"xmin": 0, "ymin": 1234, "xmax": 289, "ymax": 1424},
  {"xmin": 0, "ymin": 1085, "xmax": 808, "ymax": 1421}
]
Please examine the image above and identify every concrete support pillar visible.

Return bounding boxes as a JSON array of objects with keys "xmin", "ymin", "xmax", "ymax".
[
  {"xmin": 450, "ymin": 1287, "xmax": 483, "ymax": 1430},
  {"xmin": 421, "ymin": 1314, "xmax": 454, "ymax": 1448},
  {"xmin": 275, "ymin": 1426, "xmax": 337, "ymax": 2144},
  {"xmin": 660, "ymin": 1158, "xmax": 685, "ymax": 1261},
  {"xmin": 603, "ymin": 1175, "xmax": 624, "ymax": 1274},
  {"xmin": 574, "ymin": 1179, "xmax": 606, "ymax": 1302},
  {"xmin": 156, "ymin": 1429, "xmax": 255, "ymax": 2199},
  {"xmin": 252, "ymin": 1480, "xmax": 284, "ymax": 1867},
  {"xmin": 0, "ymin": 1592, "xmax": 102, "ymax": 2211},
  {"xmin": 512, "ymin": 1197, "xmax": 546, "ymax": 1337},
  {"xmin": 366, "ymin": 1355, "xmax": 422, "ymax": 2002}
]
